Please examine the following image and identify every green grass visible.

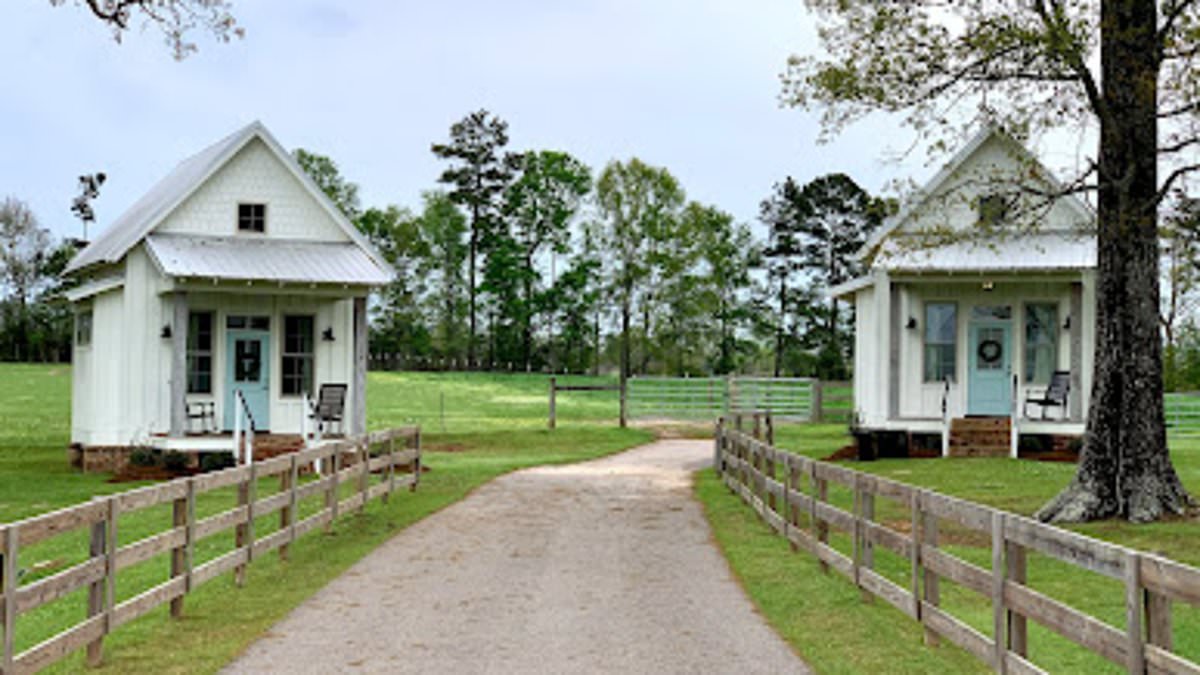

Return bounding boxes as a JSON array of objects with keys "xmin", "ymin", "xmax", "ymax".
[
  {"xmin": 0, "ymin": 363, "xmax": 651, "ymax": 674},
  {"xmin": 699, "ymin": 423, "xmax": 1200, "ymax": 674}
]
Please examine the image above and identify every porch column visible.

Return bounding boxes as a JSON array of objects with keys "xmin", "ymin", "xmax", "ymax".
[
  {"xmin": 352, "ymin": 296, "xmax": 368, "ymax": 436},
  {"xmin": 888, "ymin": 281, "xmax": 902, "ymax": 420},
  {"xmin": 1070, "ymin": 281, "xmax": 1084, "ymax": 421},
  {"xmin": 874, "ymin": 270, "xmax": 897, "ymax": 422},
  {"xmin": 170, "ymin": 291, "xmax": 188, "ymax": 436}
]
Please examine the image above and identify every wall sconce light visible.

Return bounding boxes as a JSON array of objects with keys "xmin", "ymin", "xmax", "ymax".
[
  {"xmin": 1063, "ymin": 316, "xmax": 1072, "ymax": 330},
  {"xmin": 905, "ymin": 316, "xmax": 918, "ymax": 330},
  {"xmin": 322, "ymin": 327, "xmax": 336, "ymax": 342},
  {"xmin": 161, "ymin": 325, "xmax": 172, "ymax": 339},
  {"xmin": 982, "ymin": 281, "xmax": 995, "ymax": 292}
]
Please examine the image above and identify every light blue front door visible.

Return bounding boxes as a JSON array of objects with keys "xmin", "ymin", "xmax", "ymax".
[
  {"xmin": 225, "ymin": 329, "xmax": 270, "ymax": 431},
  {"xmin": 968, "ymin": 321, "xmax": 1012, "ymax": 415}
]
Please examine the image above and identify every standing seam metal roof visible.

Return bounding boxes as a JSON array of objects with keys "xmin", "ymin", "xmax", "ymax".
[{"xmin": 145, "ymin": 234, "xmax": 393, "ymax": 285}]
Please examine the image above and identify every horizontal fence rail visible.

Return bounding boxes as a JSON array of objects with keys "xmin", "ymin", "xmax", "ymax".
[
  {"xmin": 714, "ymin": 416, "xmax": 1200, "ymax": 675},
  {"xmin": 0, "ymin": 427, "xmax": 421, "ymax": 675}
]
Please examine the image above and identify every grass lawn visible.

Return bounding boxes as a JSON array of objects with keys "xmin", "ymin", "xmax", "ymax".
[
  {"xmin": 0, "ymin": 364, "xmax": 651, "ymax": 674},
  {"xmin": 698, "ymin": 423, "xmax": 1200, "ymax": 674}
]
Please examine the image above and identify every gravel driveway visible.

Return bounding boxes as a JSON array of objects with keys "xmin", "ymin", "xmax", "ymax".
[{"xmin": 224, "ymin": 439, "xmax": 809, "ymax": 674}]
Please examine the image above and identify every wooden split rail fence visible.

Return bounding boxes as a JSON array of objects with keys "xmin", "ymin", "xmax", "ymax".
[
  {"xmin": 0, "ymin": 427, "xmax": 421, "ymax": 675},
  {"xmin": 715, "ymin": 416, "xmax": 1200, "ymax": 674}
]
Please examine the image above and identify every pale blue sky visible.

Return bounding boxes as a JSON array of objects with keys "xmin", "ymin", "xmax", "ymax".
[{"xmin": 4, "ymin": 1, "xmax": 927, "ymax": 241}]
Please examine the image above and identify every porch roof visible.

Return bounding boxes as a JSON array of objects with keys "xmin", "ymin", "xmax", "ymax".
[
  {"xmin": 876, "ymin": 230, "xmax": 1095, "ymax": 273},
  {"xmin": 146, "ymin": 233, "xmax": 392, "ymax": 286}
]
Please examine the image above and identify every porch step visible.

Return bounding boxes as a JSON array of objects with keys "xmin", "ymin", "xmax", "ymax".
[{"xmin": 948, "ymin": 417, "xmax": 1011, "ymax": 458}]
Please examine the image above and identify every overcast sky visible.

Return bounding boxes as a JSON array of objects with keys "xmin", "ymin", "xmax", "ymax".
[{"xmin": 5, "ymin": 1, "xmax": 961, "ymax": 242}]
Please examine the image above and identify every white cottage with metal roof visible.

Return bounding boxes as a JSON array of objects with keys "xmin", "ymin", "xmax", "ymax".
[
  {"xmin": 830, "ymin": 128, "xmax": 1096, "ymax": 458},
  {"xmin": 65, "ymin": 122, "xmax": 393, "ymax": 460}
]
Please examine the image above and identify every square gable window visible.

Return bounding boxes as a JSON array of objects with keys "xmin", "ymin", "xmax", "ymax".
[
  {"xmin": 977, "ymin": 194, "xmax": 1010, "ymax": 227},
  {"xmin": 238, "ymin": 203, "xmax": 266, "ymax": 233}
]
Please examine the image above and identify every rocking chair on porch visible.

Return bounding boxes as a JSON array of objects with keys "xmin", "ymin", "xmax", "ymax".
[
  {"xmin": 307, "ymin": 383, "xmax": 347, "ymax": 437},
  {"xmin": 1023, "ymin": 370, "xmax": 1071, "ymax": 420}
]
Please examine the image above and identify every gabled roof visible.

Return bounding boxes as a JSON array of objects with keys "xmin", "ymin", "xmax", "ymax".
[
  {"xmin": 858, "ymin": 126, "xmax": 1095, "ymax": 261},
  {"xmin": 66, "ymin": 121, "xmax": 393, "ymax": 280}
]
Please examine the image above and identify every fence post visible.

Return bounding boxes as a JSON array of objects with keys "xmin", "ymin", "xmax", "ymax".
[
  {"xmin": 788, "ymin": 457, "xmax": 801, "ymax": 552},
  {"xmin": 412, "ymin": 429, "xmax": 422, "ymax": 492},
  {"xmin": 549, "ymin": 377, "xmax": 557, "ymax": 430},
  {"xmin": 859, "ymin": 477, "xmax": 875, "ymax": 604},
  {"xmin": 86, "ymin": 509, "xmax": 105, "ymax": 665},
  {"xmin": 236, "ymin": 464, "xmax": 257, "ymax": 585},
  {"xmin": 358, "ymin": 440, "xmax": 369, "ymax": 515},
  {"xmin": 618, "ymin": 374, "xmax": 628, "ymax": 428},
  {"xmin": 1006, "ymin": 538, "xmax": 1028, "ymax": 658},
  {"xmin": 1, "ymin": 526, "xmax": 15, "ymax": 674},
  {"xmin": 923, "ymin": 506, "xmax": 940, "ymax": 646},
  {"xmin": 1145, "ymin": 586, "xmax": 1174, "ymax": 653},
  {"xmin": 169, "ymin": 480, "xmax": 192, "ymax": 618},
  {"xmin": 765, "ymin": 443, "xmax": 778, "ymax": 518},
  {"xmin": 991, "ymin": 512, "xmax": 1007, "ymax": 673},
  {"xmin": 812, "ymin": 379, "xmax": 824, "ymax": 422},
  {"xmin": 385, "ymin": 434, "xmax": 396, "ymax": 501},
  {"xmin": 811, "ymin": 464, "xmax": 829, "ymax": 574},
  {"xmin": 766, "ymin": 412, "xmax": 775, "ymax": 446},
  {"xmin": 713, "ymin": 418, "xmax": 724, "ymax": 475},
  {"xmin": 909, "ymin": 491, "xmax": 923, "ymax": 619},
  {"xmin": 280, "ymin": 455, "xmax": 298, "ymax": 561},
  {"xmin": 752, "ymin": 413, "xmax": 762, "ymax": 441},
  {"xmin": 326, "ymin": 446, "xmax": 341, "ymax": 533},
  {"xmin": 1125, "ymin": 551, "xmax": 1145, "ymax": 675}
]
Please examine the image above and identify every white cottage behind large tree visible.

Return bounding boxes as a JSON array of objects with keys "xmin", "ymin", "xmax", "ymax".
[
  {"xmin": 831, "ymin": 128, "xmax": 1096, "ymax": 458},
  {"xmin": 65, "ymin": 122, "xmax": 393, "ymax": 465}
]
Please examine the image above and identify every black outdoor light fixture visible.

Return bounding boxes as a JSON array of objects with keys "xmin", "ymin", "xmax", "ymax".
[
  {"xmin": 906, "ymin": 316, "xmax": 918, "ymax": 330},
  {"xmin": 161, "ymin": 324, "xmax": 172, "ymax": 339},
  {"xmin": 322, "ymin": 327, "xmax": 336, "ymax": 342},
  {"xmin": 1063, "ymin": 315, "xmax": 1072, "ymax": 331}
]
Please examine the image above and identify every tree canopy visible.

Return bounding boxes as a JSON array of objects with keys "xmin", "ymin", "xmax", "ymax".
[{"xmin": 49, "ymin": 0, "xmax": 242, "ymax": 59}]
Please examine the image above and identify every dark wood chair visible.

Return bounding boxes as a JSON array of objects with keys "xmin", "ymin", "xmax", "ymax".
[
  {"xmin": 1023, "ymin": 371, "xmax": 1070, "ymax": 420},
  {"xmin": 308, "ymin": 384, "xmax": 348, "ymax": 436}
]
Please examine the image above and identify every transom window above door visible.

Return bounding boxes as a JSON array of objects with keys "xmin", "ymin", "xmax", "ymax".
[
  {"xmin": 971, "ymin": 305, "xmax": 1012, "ymax": 321},
  {"xmin": 227, "ymin": 315, "xmax": 270, "ymax": 331}
]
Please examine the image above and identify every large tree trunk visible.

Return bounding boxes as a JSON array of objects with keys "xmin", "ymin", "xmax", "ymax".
[
  {"xmin": 774, "ymin": 280, "xmax": 787, "ymax": 378},
  {"xmin": 1038, "ymin": 0, "xmax": 1191, "ymax": 523}
]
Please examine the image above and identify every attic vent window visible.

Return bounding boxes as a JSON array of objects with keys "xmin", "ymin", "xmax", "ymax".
[
  {"xmin": 238, "ymin": 203, "xmax": 266, "ymax": 233},
  {"xmin": 977, "ymin": 194, "xmax": 1009, "ymax": 227}
]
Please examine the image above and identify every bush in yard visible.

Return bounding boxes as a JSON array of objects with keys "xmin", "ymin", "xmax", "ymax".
[
  {"xmin": 129, "ymin": 447, "xmax": 160, "ymax": 467},
  {"xmin": 200, "ymin": 452, "xmax": 236, "ymax": 472},
  {"xmin": 163, "ymin": 450, "xmax": 189, "ymax": 473}
]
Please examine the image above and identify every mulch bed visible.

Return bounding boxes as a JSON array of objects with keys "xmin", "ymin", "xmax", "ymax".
[{"xmin": 108, "ymin": 465, "xmax": 199, "ymax": 483}]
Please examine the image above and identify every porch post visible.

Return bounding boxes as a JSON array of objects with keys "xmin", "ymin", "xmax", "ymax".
[
  {"xmin": 888, "ymin": 281, "xmax": 902, "ymax": 420},
  {"xmin": 1069, "ymin": 281, "xmax": 1084, "ymax": 421},
  {"xmin": 170, "ymin": 291, "xmax": 189, "ymax": 436},
  {"xmin": 874, "ymin": 270, "xmax": 896, "ymax": 422},
  {"xmin": 352, "ymin": 296, "xmax": 368, "ymax": 436}
]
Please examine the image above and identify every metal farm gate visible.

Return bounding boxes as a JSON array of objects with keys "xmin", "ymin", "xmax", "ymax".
[{"xmin": 627, "ymin": 376, "xmax": 817, "ymax": 421}]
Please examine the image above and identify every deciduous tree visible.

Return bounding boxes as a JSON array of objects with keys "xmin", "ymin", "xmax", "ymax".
[{"xmin": 49, "ymin": 0, "xmax": 242, "ymax": 59}]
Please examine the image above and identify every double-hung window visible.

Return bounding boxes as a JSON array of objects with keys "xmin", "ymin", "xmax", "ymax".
[
  {"xmin": 924, "ymin": 303, "xmax": 957, "ymax": 382},
  {"xmin": 187, "ymin": 312, "xmax": 214, "ymax": 394},
  {"xmin": 1024, "ymin": 304, "xmax": 1058, "ymax": 384},
  {"xmin": 282, "ymin": 315, "xmax": 314, "ymax": 396}
]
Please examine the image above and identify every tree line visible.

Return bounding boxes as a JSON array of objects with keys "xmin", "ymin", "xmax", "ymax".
[{"xmin": 299, "ymin": 109, "xmax": 893, "ymax": 379}]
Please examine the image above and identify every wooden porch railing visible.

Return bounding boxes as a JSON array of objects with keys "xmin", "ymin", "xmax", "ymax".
[
  {"xmin": 715, "ymin": 415, "xmax": 1200, "ymax": 674},
  {"xmin": 0, "ymin": 427, "xmax": 420, "ymax": 675}
]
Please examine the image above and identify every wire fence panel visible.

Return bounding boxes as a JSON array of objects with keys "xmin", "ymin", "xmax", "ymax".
[
  {"xmin": 627, "ymin": 376, "xmax": 817, "ymax": 422},
  {"xmin": 1166, "ymin": 392, "xmax": 1200, "ymax": 437}
]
